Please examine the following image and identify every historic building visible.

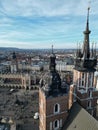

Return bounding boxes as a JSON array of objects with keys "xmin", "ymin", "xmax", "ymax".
[
  {"xmin": 11, "ymin": 52, "xmax": 18, "ymax": 73},
  {"xmin": 39, "ymin": 7, "xmax": 98, "ymax": 130},
  {"xmin": 71, "ymin": 7, "xmax": 98, "ymax": 117},
  {"xmin": 39, "ymin": 48, "xmax": 69, "ymax": 130}
]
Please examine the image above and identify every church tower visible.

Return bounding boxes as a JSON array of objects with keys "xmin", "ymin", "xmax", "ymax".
[
  {"xmin": 73, "ymin": 7, "xmax": 98, "ymax": 116},
  {"xmin": 39, "ymin": 46, "xmax": 69, "ymax": 130},
  {"xmin": 11, "ymin": 52, "xmax": 18, "ymax": 73}
]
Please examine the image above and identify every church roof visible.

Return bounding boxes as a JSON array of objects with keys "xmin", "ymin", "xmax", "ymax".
[{"xmin": 62, "ymin": 102, "xmax": 98, "ymax": 130}]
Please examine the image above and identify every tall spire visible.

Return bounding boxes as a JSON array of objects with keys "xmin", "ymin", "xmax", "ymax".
[
  {"xmin": 83, "ymin": 7, "xmax": 91, "ymax": 59},
  {"xmin": 86, "ymin": 7, "xmax": 90, "ymax": 32},
  {"xmin": 49, "ymin": 45, "xmax": 56, "ymax": 72},
  {"xmin": 74, "ymin": 4, "xmax": 97, "ymax": 71}
]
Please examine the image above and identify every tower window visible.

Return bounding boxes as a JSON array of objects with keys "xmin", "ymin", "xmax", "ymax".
[
  {"xmin": 54, "ymin": 120, "xmax": 59, "ymax": 129},
  {"xmin": 82, "ymin": 73, "xmax": 84, "ymax": 78},
  {"xmin": 54, "ymin": 103, "xmax": 60, "ymax": 114},
  {"xmin": 82, "ymin": 80, "xmax": 84, "ymax": 86},
  {"xmin": 91, "ymin": 110, "xmax": 94, "ymax": 116},
  {"xmin": 87, "ymin": 100, "xmax": 91, "ymax": 108},
  {"xmin": 88, "ymin": 91, "xmax": 92, "ymax": 98}
]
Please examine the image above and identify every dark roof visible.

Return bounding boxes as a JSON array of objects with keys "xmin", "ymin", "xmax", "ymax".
[
  {"xmin": 16, "ymin": 121, "xmax": 39, "ymax": 130},
  {"xmin": 62, "ymin": 102, "xmax": 98, "ymax": 130}
]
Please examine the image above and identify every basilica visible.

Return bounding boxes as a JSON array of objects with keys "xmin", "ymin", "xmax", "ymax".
[{"xmin": 39, "ymin": 7, "xmax": 98, "ymax": 130}]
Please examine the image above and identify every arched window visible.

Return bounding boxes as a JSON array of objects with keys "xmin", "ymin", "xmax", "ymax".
[
  {"xmin": 54, "ymin": 103, "xmax": 60, "ymax": 114},
  {"xmin": 88, "ymin": 91, "xmax": 92, "ymax": 98},
  {"xmin": 87, "ymin": 100, "xmax": 91, "ymax": 108},
  {"xmin": 54, "ymin": 120, "xmax": 59, "ymax": 129},
  {"xmin": 82, "ymin": 73, "xmax": 84, "ymax": 78}
]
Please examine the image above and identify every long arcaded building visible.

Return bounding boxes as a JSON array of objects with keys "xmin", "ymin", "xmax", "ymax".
[{"xmin": 0, "ymin": 73, "xmax": 31, "ymax": 89}]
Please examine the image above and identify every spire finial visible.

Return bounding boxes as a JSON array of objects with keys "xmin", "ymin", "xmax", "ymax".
[
  {"xmin": 82, "ymin": 2, "xmax": 91, "ymax": 59},
  {"xmin": 86, "ymin": 2, "xmax": 90, "ymax": 31},
  {"xmin": 87, "ymin": 0, "xmax": 91, "ymax": 23}
]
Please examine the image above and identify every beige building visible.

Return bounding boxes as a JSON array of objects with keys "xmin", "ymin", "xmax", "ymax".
[{"xmin": 0, "ymin": 73, "xmax": 31, "ymax": 89}]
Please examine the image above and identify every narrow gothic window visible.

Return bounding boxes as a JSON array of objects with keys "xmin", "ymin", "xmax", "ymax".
[
  {"xmin": 82, "ymin": 80, "xmax": 84, "ymax": 86},
  {"xmin": 54, "ymin": 104, "xmax": 60, "ymax": 114},
  {"xmin": 91, "ymin": 110, "xmax": 93, "ymax": 116},
  {"xmin": 82, "ymin": 73, "xmax": 84, "ymax": 78},
  {"xmin": 55, "ymin": 120, "xmax": 57, "ymax": 128},
  {"xmin": 54, "ymin": 120, "xmax": 59, "ymax": 129},
  {"xmin": 88, "ymin": 100, "xmax": 91, "ymax": 108},
  {"xmin": 89, "ymin": 91, "xmax": 92, "ymax": 98},
  {"xmin": 55, "ymin": 104, "xmax": 58, "ymax": 112}
]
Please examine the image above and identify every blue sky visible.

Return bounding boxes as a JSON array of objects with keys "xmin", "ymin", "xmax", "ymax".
[{"xmin": 0, "ymin": 0, "xmax": 98, "ymax": 49}]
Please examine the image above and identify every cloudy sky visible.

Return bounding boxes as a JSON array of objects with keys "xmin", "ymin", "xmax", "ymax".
[{"xmin": 0, "ymin": 0, "xmax": 97, "ymax": 49}]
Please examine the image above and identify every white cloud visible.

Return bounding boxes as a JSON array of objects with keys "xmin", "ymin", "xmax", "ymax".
[
  {"xmin": 0, "ymin": 0, "xmax": 98, "ymax": 17},
  {"xmin": 0, "ymin": 39, "xmax": 76, "ymax": 49},
  {"xmin": 0, "ymin": 0, "xmax": 97, "ymax": 49}
]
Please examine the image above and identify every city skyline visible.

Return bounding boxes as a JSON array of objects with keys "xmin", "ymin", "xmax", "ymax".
[{"xmin": 0, "ymin": 0, "xmax": 98, "ymax": 49}]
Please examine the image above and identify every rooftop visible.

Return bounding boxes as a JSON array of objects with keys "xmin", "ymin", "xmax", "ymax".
[{"xmin": 62, "ymin": 102, "xmax": 98, "ymax": 130}]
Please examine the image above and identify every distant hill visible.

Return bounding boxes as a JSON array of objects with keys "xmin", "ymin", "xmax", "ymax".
[
  {"xmin": 0, "ymin": 47, "xmax": 20, "ymax": 51},
  {"xmin": 0, "ymin": 47, "xmax": 75, "ymax": 51}
]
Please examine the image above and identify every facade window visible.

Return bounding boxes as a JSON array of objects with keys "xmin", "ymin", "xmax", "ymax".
[
  {"xmin": 91, "ymin": 110, "xmax": 94, "ymax": 116},
  {"xmin": 89, "ymin": 91, "xmax": 92, "ymax": 98},
  {"xmin": 54, "ymin": 120, "xmax": 59, "ymax": 130},
  {"xmin": 82, "ymin": 80, "xmax": 84, "ymax": 86},
  {"xmin": 81, "ymin": 73, "xmax": 85, "ymax": 87},
  {"xmin": 82, "ymin": 73, "xmax": 84, "ymax": 78},
  {"xmin": 87, "ymin": 100, "xmax": 91, "ymax": 108},
  {"xmin": 54, "ymin": 104, "xmax": 60, "ymax": 114}
]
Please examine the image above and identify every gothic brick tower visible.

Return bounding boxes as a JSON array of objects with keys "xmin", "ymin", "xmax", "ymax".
[
  {"xmin": 73, "ymin": 8, "xmax": 98, "ymax": 117},
  {"xmin": 39, "ymin": 47, "xmax": 69, "ymax": 130}
]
